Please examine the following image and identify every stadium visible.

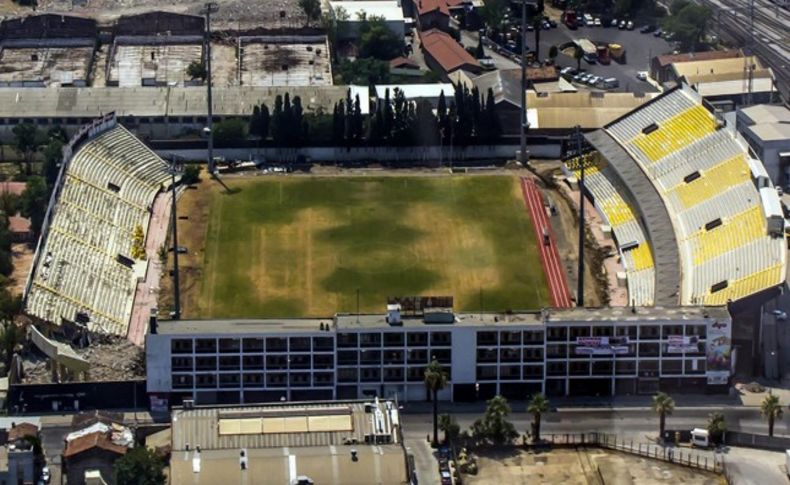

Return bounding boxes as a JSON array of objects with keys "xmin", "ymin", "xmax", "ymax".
[{"xmin": 21, "ymin": 82, "xmax": 789, "ymax": 401}]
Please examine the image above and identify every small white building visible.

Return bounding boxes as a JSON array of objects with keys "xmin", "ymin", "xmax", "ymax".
[
  {"xmin": 736, "ymin": 104, "xmax": 790, "ymax": 188},
  {"xmin": 329, "ymin": 1, "xmax": 406, "ymax": 40},
  {"xmin": 374, "ymin": 83, "xmax": 454, "ymax": 107}
]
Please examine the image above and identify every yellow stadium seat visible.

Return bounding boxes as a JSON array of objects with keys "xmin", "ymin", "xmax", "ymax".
[
  {"xmin": 629, "ymin": 244, "xmax": 654, "ymax": 271},
  {"xmin": 689, "ymin": 206, "xmax": 765, "ymax": 265},
  {"xmin": 599, "ymin": 199, "xmax": 635, "ymax": 227},
  {"xmin": 631, "ymin": 106, "xmax": 717, "ymax": 162},
  {"xmin": 669, "ymin": 155, "xmax": 749, "ymax": 209},
  {"xmin": 703, "ymin": 264, "xmax": 783, "ymax": 305}
]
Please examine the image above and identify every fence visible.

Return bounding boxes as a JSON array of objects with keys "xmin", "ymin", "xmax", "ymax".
[{"xmin": 542, "ymin": 433, "xmax": 724, "ymax": 475}]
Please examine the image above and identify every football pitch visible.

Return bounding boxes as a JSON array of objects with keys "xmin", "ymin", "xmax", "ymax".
[{"xmin": 184, "ymin": 174, "xmax": 550, "ymax": 318}]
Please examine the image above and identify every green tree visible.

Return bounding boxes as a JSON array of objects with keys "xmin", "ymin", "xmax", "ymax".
[
  {"xmin": 359, "ymin": 16, "xmax": 403, "ymax": 60},
  {"xmin": 475, "ymin": 35, "xmax": 485, "ymax": 59},
  {"xmin": 761, "ymin": 392, "xmax": 783, "ymax": 437},
  {"xmin": 337, "ymin": 58, "xmax": 390, "ymax": 85},
  {"xmin": 548, "ymin": 45, "xmax": 558, "ymax": 64},
  {"xmin": 212, "ymin": 118, "xmax": 247, "ymax": 145},
  {"xmin": 527, "ymin": 393, "xmax": 549, "ymax": 443},
  {"xmin": 480, "ymin": 0, "xmax": 508, "ymax": 35},
  {"xmin": 12, "ymin": 123, "xmax": 40, "ymax": 176},
  {"xmin": 20, "ymin": 176, "xmax": 48, "ymax": 239},
  {"xmin": 258, "ymin": 103, "xmax": 270, "ymax": 140},
  {"xmin": 437, "ymin": 90, "xmax": 449, "ymax": 142},
  {"xmin": 113, "ymin": 447, "xmax": 166, "ymax": 485},
  {"xmin": 651, "ymin": 392, "xmax": 675, "ymax": 439},
  {"xmin": 181, "ymin": 165, "xmax": 201, "ymax": 185},
  {"xmin": 662, "ymin": 2, "xmax": 712, "ymax": 50},
  {"xmin": 438, "ymin": 413, "xmax": 460, "ymax": 445},
  {"xmin": 299, "ymin": 0, "xmax": 321, "ymax": 22},
  {"xmin": 707, "ymin": 412, "xmax": 726, "ymax": 445},
  {"xmin": 424, "ymin": 358, "xmax": 448, "ymax": 446},
  {"xmin": 413, "ymin": 99, "xmax": 438, "ymax": 146},
  {"xmin": 0, "ymin": 320, "xmax": 24, "ymax": 369},
  {"xmin": 472, "ymin": 395, "xmax": 518, "ymax": 446},
  {"xmin": 271, "ymin": 95, "xmax": 285, "ymax": 145},
  {"xmin": 186, "ymin": 60, "xmax": 207, "ymax": 81}
]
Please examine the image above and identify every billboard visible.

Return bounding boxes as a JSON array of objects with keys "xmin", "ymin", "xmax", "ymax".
[
  {"xmin": 666, "ymin": 335, "xmax": 700, "ymax": 353},
  {"xmin": 575, "ymin": 336, "xmax": 629, "ymax": 355},
  {"xmin": 706, "ymin": 319, "xmax": 732, "ymax": 385}
]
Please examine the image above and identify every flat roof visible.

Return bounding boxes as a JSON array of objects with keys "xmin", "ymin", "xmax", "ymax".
[
  {"xmin": 330, "ymin": 1, "xmax": 405, "ymax": 21},
  {"xmin": 109, "ymin": 44, "xmax": 202, "ymax": 87},
  {"xmin": 749, "ymin": 123, "xmax": 790, "ymax": 142},
  {"xmin": 0, "ymin": 46, "xmax": 93, "ymax": 86},
  {"xmin": 693, "ymin": 77, "xmax": 775, "ymax": 97},
  {"xmin": 740, "ymin": 104, "xmax": 790, "ymax": 125},
  {"xmin": 374, "ymin": 83, "xmax": 454, "ymax": 99},
  {"xmin": 673, "ymin": 56, "xmax": 770, "ymax": 83},
  {"xmin": 155, "ymin": 306, "xmax": 727, "ymax": 336},
  {"xmin": 240, "ymin": 41, "xmax": 332, "ymax": 87},
  {"xmin": 0, "ymin": 85, "xmax": 370, "ymax": 118}
]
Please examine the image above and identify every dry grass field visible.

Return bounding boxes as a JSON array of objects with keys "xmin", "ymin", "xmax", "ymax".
[{"xmin": 174, "ymin": 174, "xmax": 549, "ymax": 318}]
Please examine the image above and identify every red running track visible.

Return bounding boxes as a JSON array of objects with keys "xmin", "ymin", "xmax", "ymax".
[{"xmin": 520, "ymin": 177, "xmax": 574, "ymax": 308}]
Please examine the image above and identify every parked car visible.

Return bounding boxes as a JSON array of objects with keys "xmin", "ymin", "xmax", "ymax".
[
  {"xmin": 773, "ymin": 309, "xmax": 787, "ymax": 321},
  {"xmin": 618, "ymin": 20, "xmax": 627, "ymax": 29},
  {"xmin": 586, "ymin": 75, "xmax": 601, "ymax": 86},
  {"xmin": 640, "ymin": 24, "xmax": 656, "ymax": 33},
  {"xmin": 548, "ymin": 19, "xmax": 557, "ymax": 28},
  {"xmin": 573, "ymin": 73, "xmax": 586, "ymax": 82},
  {"xmin": 41, "ymin": 468, "xmax": 50, "ymax": 484},
  {"xmin": 560, "ymin": 66, "xmax": 577, "ymax": 77},
  {"xmin": 542, "ymin": 20, "xmax": 552, "ymax": 30},
  {"xmin": 593, "ymin": 17, "xmax": 602, "ymax": 27},
  {"xmin": 636, "ymin": 71, "xmax": 648, "ymax": 81},
  {"xmin": 626, "ymin": 20, "xmax": 634, "ymax": 30},
  {"xmin": 654, "ymin": 28, "xmax": 663, "ymax": 37},
  {"xmin": 610, "ymin": 18, "xmax": 619, "ymax": 28}
]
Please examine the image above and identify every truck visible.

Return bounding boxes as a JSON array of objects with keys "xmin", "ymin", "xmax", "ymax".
[
  {"xmin": 562, "ymin": 10, "xmax": 578, "ymax": 29},
  {"xmin": 596, "ymin": 45, "xmax": 610, "ymax": 64},
  {"xmin": 608, "ymin": 43, "xmax": 626, "ymax": 63},
  {"xmin": 576, "ymin": 38, "xmax": 597, "ymax": 63}
]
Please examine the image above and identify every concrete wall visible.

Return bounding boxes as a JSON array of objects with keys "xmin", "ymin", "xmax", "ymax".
[
  {"xmin": 146, "ymin": 333, "xmax": 172, "ymax": 393},
  {"xmin": 154, "ymin": 143, "xmax": 561, "ymax": 163}
]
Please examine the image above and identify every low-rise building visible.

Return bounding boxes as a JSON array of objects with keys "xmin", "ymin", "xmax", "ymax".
[
  {"xmin": 737, "ymin": 104, "xmax": 790, "ymax": 187},
  {"xmin": 0, "ymin": 421, "xmax": 39, "ymax": 485},
  {"xmin": 329, "ymin": 1, "xmax": 406, "ymax": 40},
  {"xmin": 419, "ymin": 29, "xmax": 481, "ymax": 81},
  {"xmin": 169, "ymin": 399, "xmax": 408, "ymax": 485},
  {"xmin": 146, "ymin": 305, "xmax": 732, "ymax": 406},
  {"xmin": 374, "ymin": 83, "xmax": 454, "ymax": 107},
  {"xmin": 649, "ymin": 49, "xmax": 742, "ymax": 85}
]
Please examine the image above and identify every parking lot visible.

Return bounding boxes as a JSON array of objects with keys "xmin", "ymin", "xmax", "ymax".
[{"xmin": 485, "ymin": 13, "xmax": 677, "ymax": 95}]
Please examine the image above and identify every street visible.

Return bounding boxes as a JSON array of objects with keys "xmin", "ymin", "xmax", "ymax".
[{"xmin": 401, "ymin": 404, "xmax": 790, "ymax": 485}]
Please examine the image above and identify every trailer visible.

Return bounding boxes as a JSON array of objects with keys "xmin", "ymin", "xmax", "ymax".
[
  {"xmin": 576, "ymin": 38, "xmax": 597, "ymax": 63},
  {"xmin": 597, "ymin": 45, "xmax": 610, "ymax": 64},
  {"xmin": 608, "ymin": 43, "xmax": 626, "ymax": 63}
]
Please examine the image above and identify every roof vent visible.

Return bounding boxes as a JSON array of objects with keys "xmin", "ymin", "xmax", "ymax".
[
  {"xmin": 642, "ymin": 123, "xmax": 659, "ymax": 135},
  {"xmin": 386, "ymin": 304, "xmax": 402, "ymax": 326},
  {"xmin": 239, "ymin": 449, "xmax": 248, "ymax": 470}
]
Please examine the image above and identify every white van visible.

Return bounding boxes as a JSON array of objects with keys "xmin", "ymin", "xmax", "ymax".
[
  {"xmin": 583, "ymin": 14, "xmax": 594, "ymax": 26},
  {"xmin": 691, "ymin": 428, "xmax": 710, "ymax": 448}
]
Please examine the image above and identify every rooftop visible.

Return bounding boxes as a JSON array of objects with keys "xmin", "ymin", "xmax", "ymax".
[
  {"xmin": 6, "ymin": 422, "xmax": 38, "ymax": 443},
  {"xmin": 654, "ymin": 49, "xmax": 741, "ymax": 68},
  {"xmin": 749, "ymin": 123, "xmax": 790, "ymax": 142},
  {"xmin": 0, "ymin": 46, "xmax": 94, "ymax": 86},
  {"xmin": 108, "ymin": 43, "xmax": 202, "ymax": 87},
  {"xmin": 64, "ymin": 431, "xmax": 128, "ymax": 459},
  {"xmin": 239, "ymin": 36, "xmax": 332, "ymax": 87},
  {"xmin": 740, "ymin": 104, "xmax": 790, "ymax": 125},
  {"xmin": 374, "ymin": 83, "xmax": 454, "ymax": 99},
  {"xmin": 672, "ymin": 56, "xmax": 770, "ymax": 84},
  {"xmin": 420, "ymin": 29, "xmax": 480, "ymax": 73}
]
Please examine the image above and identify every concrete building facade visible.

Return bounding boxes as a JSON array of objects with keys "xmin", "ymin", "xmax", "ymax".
[
  {"xmin": 146, "ymin": 306, "xmax": 732, "ymax": 407},
  {"xmin": 736, "ymin": 104, "xmax": 790, "ymax": 188}
]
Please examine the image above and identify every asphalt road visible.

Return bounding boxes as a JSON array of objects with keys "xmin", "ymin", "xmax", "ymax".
[{"xmin": 401, "ymin": 405, "xmax": 790, "ymax": 485}]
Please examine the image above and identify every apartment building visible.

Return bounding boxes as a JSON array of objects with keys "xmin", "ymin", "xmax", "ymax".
[{"xmin": 146, "ymin": 306, "xmax": 732, "ymax": 407}]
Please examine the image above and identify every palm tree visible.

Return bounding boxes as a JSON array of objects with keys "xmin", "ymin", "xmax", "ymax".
[
  {"xmin": 424, "ymin": 358, "xmax": 448, "ymax": 446},
  {"xmin": 761, "ymin": 392, "xmax": 783, "ymax": 437},
  {"xmin": 651, "ymin": 392, "xmax": 675, "ymax": 439},
  {"xmin": 527, "ymin": 393, "xmax": 550, "ymax": 442},
  {"xmin": 574, "ymin": 46, "xmax": 583, "ymax": 72},
  {"xmin": 707, "ymin": 412, "xmax": 726, "ymax": 445},
  {"xmin": 438, "ymin": 413, "xmax": 460, "ymax": 444},
  {"xmin": 531, "ymin": 14, "xmax": 543, "ymax": 61}
]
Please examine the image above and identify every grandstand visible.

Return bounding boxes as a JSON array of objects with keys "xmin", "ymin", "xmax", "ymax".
[
  {"xmin": 24, "ymin": 115, "xmax": 173, "ymax": 336},
  {"xmin": 565, "ymin": 84, "xmax": 786, "ymax": 306}
]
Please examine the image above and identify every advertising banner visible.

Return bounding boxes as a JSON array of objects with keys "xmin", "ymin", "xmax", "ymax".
[
  {"xmin": 706, "ymin": 319, "xmax": 732, "ymax": 385},
  {"xmin": 575, "ymin": 336, "xmax": 629, "ymax": 355},
  {"xmin": 666, "ymin": 335, "xmax": 700, "ymax": 353}
]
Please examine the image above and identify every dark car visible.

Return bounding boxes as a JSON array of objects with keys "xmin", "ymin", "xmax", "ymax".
[
  {"xmin": 640, "ymin": 24, "xmax": 656, "ymax": 33},
  {"xmin": 653, "ymin": 28, "xmax": 663, "ymax": 37}
]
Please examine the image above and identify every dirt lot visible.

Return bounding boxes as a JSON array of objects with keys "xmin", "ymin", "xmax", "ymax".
[
  {"xmin": 466, "ymin": 448, "xmax": 723, "ymax": 485},
  {"xmin": 9, "ymin": 243, "xmax": 33, "ymax": 296}
]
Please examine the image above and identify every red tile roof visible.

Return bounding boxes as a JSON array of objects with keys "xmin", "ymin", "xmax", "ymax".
[
  {"xmin": 64, "ymin": 432, "xmax": 128, "ymax": 459},
  {"xmin": 390, "ymin": 56, "xmax": 420, "ymax": 69},
  {"xmin": 7, "ymin": 422, "xmax": 38, "ymax": 442},
  {"xmin": 415, "ymin": 0, "xmax": 449, "ymax": 16},
  {"xmin": 420, "ymin": 29, "xmax": 480, "ymax": 73},
  {"xmin": 0, "ymin": 182, "xmax": 26, "ymax": 196},
  {"xmin": 9, "ymin": 215, "xmax": 31, "ymax": 234}
]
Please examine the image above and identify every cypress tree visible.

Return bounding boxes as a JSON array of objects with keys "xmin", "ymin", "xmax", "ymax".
[
  {"xmin": 259, "ymin": 103, "xmax": 270, "ymax": 140},
  {"xmin": 383, "ymin": 88, "xmax": 393, "ymax": 141},
  {"xmin": 271, "ymin": 94, "xmax": 284, "ymax": 145},
  {"xmin": 283, "ymin": 93, "xmax": 293, "ymax": 146},
  {"xmin": 353, "ymin": 94, "xmax": 363, "ymax": 141},
  {"xmin": 250, "ymin": 105, "xmax": 261, "ymax": 138},
  {"xmin": 485, "ymin": 88, "xmax": 501, "ymax": 142},
  {"xmin": 292, "ymin": 95, "xmax": 304, "ymax": 144}
]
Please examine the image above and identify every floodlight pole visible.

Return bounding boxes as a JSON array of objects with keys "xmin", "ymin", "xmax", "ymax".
[
  {"xmin": 203, "ymin": 2, "xmax": 219, "ymax": 175},
  {"xmin": 575, "ymin": 125, "xmax": 585, "ymax": 307},
  {"xmin": 519, "ymin": 0, "xmax": 529, "ymax": 166},
  {"xmin": 170, "ymin": 156, "xmax": 181, "ymax": 320}
]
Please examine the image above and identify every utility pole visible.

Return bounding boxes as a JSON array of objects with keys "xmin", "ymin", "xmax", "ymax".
[
  {"xmin": 575, "ymin": 125, "xmax": 584, "ymax": 307},
  {"xmin": 202, "ymin": 2, "xmax": 219, "ymax": 175},
  {"xmin": 170, "ymin": 156, "xmax": 181, "ymax": 320}
]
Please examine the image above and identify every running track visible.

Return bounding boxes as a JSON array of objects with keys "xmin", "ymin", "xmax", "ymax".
[{"xmin": 520, "ymin": 177, "xmax": 573, "ymax": 308}]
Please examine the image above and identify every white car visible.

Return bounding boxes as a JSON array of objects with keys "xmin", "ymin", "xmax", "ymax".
[
  {"xmin": 593, "ymin": 17, "xmax": 602, "ymax": 27},
  {"xmin": 41, "ymin": 467, "xmax": 51, "ymax": 484},
  {"xmin": 773, "ymin": 309, "xmax": 787, "ymax": 321},
  {"xmin": 636, "ymin": 71, "xmax": 648, "ymax": 81}
]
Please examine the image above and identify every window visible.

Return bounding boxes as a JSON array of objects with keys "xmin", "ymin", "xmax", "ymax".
[
  {"xmin": 290, "ymin": 373, "xmax": 311, "ymax": 387},
  {"xmin": 313, "ymin": 354, "xmax": 334, "ymax": 369},
  {"xmin": 592, "ymin": 361, "xmax": 613, "ymax": 375},
  {"xmin": 384, "ymin": 350, "xmax": 404, "ymax": 365},
  {"xmin": 476, "ymin": 366, "xmax": 497, "ymax": 380},
  {"xmin": 662, "ymin": 325, "xmax": 683, "ymax": 338},
  {"xmin": 569, "ymin": 326, "xmax": 590, "ymax": 339},
  {"xmin": 407, "ymin": 348, "xmax": 428, "ymax": 364},
  {"xmin": 314, "ymin": 372, "xmax": 334, "ymax": 385},
  {"xmin": 546, "ymin": 344, "xmax": 567, "ymax": 358},
  {"xmin": 242, "ymin": 355, "xmax": 263, "ymax": 370},
  {"xmin": 313, "ymin": 336, "xmax": 334, "ymax": 351},
  {"xmin": 266, "ymin": 373, "xmax": 287, "ymax": 387},
  {"xmin": 195, "ymin": 356, "xmax": 216, "ymax": 371},
  {"xmin": 523, "ymin": 347, "xmax": 543, "ymax": 362},
  {"xmin": 639, "ymin": 342, "xmax": 660, "ymax": 356},
  {"xmin": 196, "ymin": 374, "xmax": 216, "ymax": 388},
  {"xmin": 290, "ymin": 337, "xmax": 311, "ymax": 351},
  {"xmin": 432, "ymin": 348, "xmax": 451, "ymax": 364},
  {"xmin": 407, "ymin": 332, "xmax": 428, "ymax": 346},
  {"xmin": 173, "ymin": 374, "xmax": 193, "ymax": 389},
  {"xmin": 407, "ymin": 367, "xmax": 424, "ymax": 382},
  {"xmin": 360, "ymin": 333, "xmax": 381, "ymax": 347},
  {"xmin": 615, "ymin": 326, "xmax": 637, "ymax": 339},
  {"xmin": 266, "ymin": 337, "xmax": 287, "ymax": 352},
  {"xmin": 219, "ymin": 374, "xmax": 240, "ymax": 388},
  {"xmin": 431, "ymin": 332, "xmax": 451, "ymax": 346},
  {"xmin": 615, "ymin": 360, "xmax": 636, "ymax": 375},
  {"xmin": 546, "ymin": 362, "xmax": 566, "ymax": 376},
  {"xmin": 195, "ymin": 339, "xmax": 216, "ymax": 353},
  {"xmin": 338, "ymin": 368, "xmax": 358, "ymax": 382},
  {"xmin": 499, "ymin": 365, "xmax": 521, "ymax": 380},
  {"xmin": 523, "ymin": 365, "xmax": 543, "ymax": 378},
  {"xmin": 592, "ymin": 326, "xmax": 613, "ymax": 337},
  {"xmin": 384, "ymin": 368, "xmax": 404, "ymax": 382},
  {"xmin": 569, "ymin": 361, "xmax": 589, "ymax": 375},
  {"xmin": 662, "ymin": 359, "xmax": 682, "ymax": 374},
  {"xmin": 337, "ymin": 350, "xmax": 358, "ymax": 366},
  {"xmin": 686, "ymin": 325, "xmax": 706, "ymax": 337},
  {"xmin": 218, "ymin": 339, "xmax": 240, "ymax": 353},
  {"xmin": 171, "ymin": 357, "xmax": 192, "ymax": 371},
  {"xmin": 477, "ymin": 348, "xmax": 497, "ymax": 363},
  {"xmin": 289, "ymin": 355, "xmax": 311, "ymax": 369},
  {"xmin": 523, "ymin": 330, "xmax": 544, "ymax": 343},
  {"xmin": 243, "ymin": 338, "xmax": 264, "ymax": 352},
  {"xmin": 547, "ymin": 327, "xmax": 567, "ymax": 341},
  {"xmin": 337, "ymin": 333, "xmax": 358, "ymax": 348},
  {"xmin": 243, "ymin": 373, "xmax": 263, "ymax": 387},
  {"xmin": 360, "ymin": 350, "xmax": 382, "ymax": 364},
  {"xmin": 219, "ymin": 355, "xmax": 240, "ymax": 370},
  {"xmin": 383, "ymin": 333, "xmax": 405, "ymax": 347},
  {"xmin": 499, "ymin": 348, "xmax": 520, "ymax": 362},
  {"xmin": 639, "ymin": 326, "xmax": 660, "ymax": 339},
  {"xmin": 477, "ymin": 332, "xmax": 497, "ymax": 346},
  {"xmin": 500, "ymin": 331, "xmax": 521, "ymax": 345},
  {"xmin": 266, "ymin": 355, "xmax": 288, "ymax": 370},
  {"xmin": 360, "ymin": 367, "xmax": 381, "ymax": 382}
]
